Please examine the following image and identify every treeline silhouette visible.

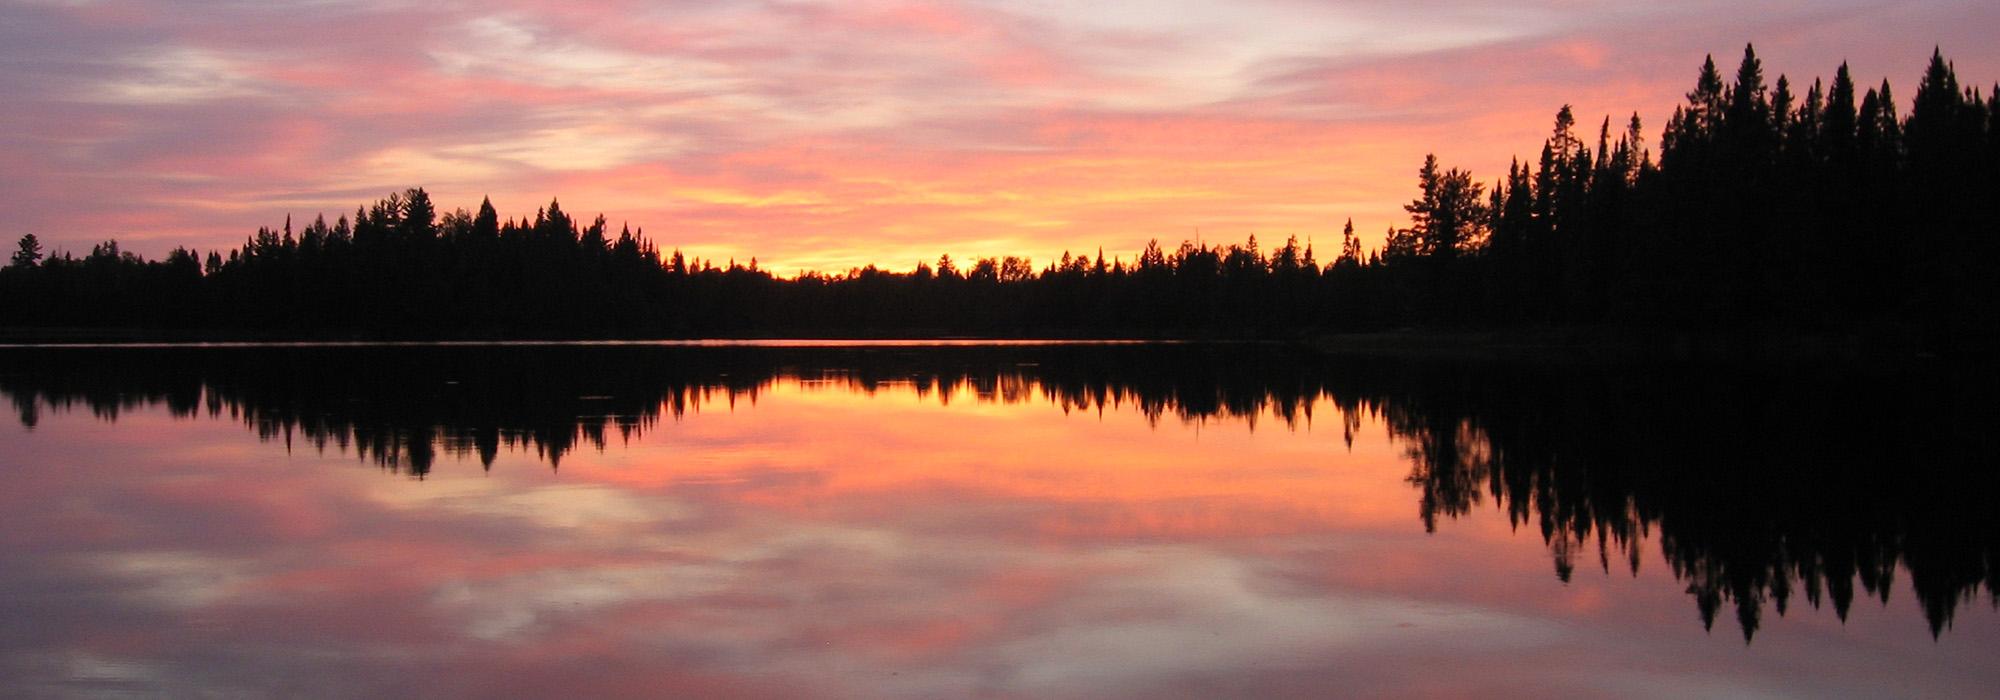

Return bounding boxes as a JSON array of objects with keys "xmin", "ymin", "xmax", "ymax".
[
  {"xmin": 2, "ymin": 46, "xmax": 1994, "ymax": 348},
  {"xmin": 1458, "ymin": 45, "xmax": 1999, "ymax": 350},
  {"xmin": 2, "ymin": 343, "xmax": 1993, "ymax": 640}
]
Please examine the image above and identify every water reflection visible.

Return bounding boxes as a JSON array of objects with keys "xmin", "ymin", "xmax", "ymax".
[
  {"xmin": 6, "ymin": 344, "xmax": 1350, "ymax": 475},
  {"xmin": 1375, "ymin": 361, "xmax": 2000, "ymax": 641},
  {"xmin": 0, "ymin": 344, "xmax": 1994, "ymax": 694}
]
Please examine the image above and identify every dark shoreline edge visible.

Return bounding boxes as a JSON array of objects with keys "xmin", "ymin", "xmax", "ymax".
[{"xmin": 0, "ymin": 325, "xmax": 1967, "ymax": 369}]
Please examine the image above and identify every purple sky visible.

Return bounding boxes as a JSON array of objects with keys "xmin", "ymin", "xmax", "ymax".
[{"xmin": 4, "ymin": 0, "xmax": 1995, "ymax": 272}]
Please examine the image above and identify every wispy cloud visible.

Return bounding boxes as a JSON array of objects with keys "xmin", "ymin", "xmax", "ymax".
[{"xmin": 2, "ymin": 0, "xmax": 1994, "ymax": 269}]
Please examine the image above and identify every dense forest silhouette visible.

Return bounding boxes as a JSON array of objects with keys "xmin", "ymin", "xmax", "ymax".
[
  {"xmin": 2, "ymin": 46, "xmax": 1995, "ymax": 350},
  {"xmin": 2, "ymin": 343, "xmax": 1993, "ymax": 641}
]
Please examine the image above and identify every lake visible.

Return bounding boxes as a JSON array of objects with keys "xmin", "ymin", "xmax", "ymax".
[{"xmin": 1, "ymin": 342, "xmax": 1994, "ymax": 698}]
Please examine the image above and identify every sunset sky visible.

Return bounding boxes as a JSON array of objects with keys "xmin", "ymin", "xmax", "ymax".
[{"xmin": 4, "ymin": 0, "xmax": 1995, "ymax": 274}]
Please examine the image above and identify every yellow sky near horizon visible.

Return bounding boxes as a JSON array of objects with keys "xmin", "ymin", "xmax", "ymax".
[{"xmin": 3, "ymin": 0, "xmax": 1995, "ymax": 273}]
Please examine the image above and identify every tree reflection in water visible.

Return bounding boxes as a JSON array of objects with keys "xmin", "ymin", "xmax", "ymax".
[{"xmin": 2, "ymin": 343, "xmax": 1992, "ymax": 641}]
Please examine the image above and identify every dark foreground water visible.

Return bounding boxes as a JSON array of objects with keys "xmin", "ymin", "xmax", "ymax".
[{"xmin": 0, "ymin": 343, "xmax": 1994, "ymax": 698}]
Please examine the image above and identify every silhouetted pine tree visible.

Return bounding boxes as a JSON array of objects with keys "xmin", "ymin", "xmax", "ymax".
[{"xmin": 1, "ymin": 46, "xmax": 1992, "ymax": 350}]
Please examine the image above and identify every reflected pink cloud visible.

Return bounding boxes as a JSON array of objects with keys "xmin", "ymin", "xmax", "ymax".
[{"xmin": 3, "ymin": 350, "xmax": 1999, "ymax": 697}]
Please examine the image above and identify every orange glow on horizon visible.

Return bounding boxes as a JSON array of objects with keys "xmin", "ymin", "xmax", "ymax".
[{"xmin": 3, "ymin": 2, "xmax": 1995, "ymax": 274}]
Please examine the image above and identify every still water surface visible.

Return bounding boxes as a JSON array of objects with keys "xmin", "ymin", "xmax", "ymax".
[{"xmin": 1, "ymin": 343, "xmax": 1994, "ymax": 697}]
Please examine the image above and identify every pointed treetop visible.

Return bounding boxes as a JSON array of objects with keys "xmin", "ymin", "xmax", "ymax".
[
  {"xmin": 1735, "ymin": 44, "xmax": 1764, "ymax": 94},
  {"xmin": 1691, "ymin": 54, "xmax": 1726, "ymax": 117},
  {"xmin": 10, "ymin": 234, "xmax": 43, "ymax": 269}
]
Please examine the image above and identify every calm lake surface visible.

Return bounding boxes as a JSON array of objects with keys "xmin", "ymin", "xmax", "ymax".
[{"xmin": 1, "ymin": 342, "xmax": 1994, "ymax": 698}]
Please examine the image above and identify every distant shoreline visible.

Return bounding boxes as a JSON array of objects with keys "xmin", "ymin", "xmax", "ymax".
[
  {"xmin": 0, "ymin": 327, "xmax": 1223, "ymax": 351},
  {"xmin": 1299, "ymin": 328, "xmax": 1956, "ymax": 367},
  {"xmin": 7, "ymin": 46, "xmax": 1996, "ymax": 359},
  {"xmin": 0, "ymin": 326, "xmax": 1957, "ymax": 367}
]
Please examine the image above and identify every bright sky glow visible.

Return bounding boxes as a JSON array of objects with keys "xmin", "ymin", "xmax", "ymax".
[{"xmin": 3, "ymin": 0, "xmax": 1995, "ymax": 272}]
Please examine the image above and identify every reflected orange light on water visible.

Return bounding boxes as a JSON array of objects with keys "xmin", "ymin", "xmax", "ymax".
[
  {"xmin": 559, "ymin": 377, "xmax": 1423, "ymax": 534},
  {"xmin": 4, "ymin": 363, "xmax": 1996, "ymax": 698}
]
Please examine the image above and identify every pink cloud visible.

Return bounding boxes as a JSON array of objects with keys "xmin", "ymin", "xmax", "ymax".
[{"xmin": 1, "ymin": 0, "xmax": 1995, "ymax": 269}]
